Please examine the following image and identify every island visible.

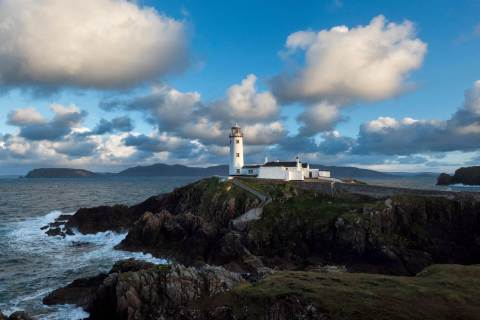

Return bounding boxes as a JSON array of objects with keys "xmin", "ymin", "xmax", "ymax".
[
  {"xmin": 437, "ymin": 166, "xmax": 480, "ymax": 185},
  {"xmin": 24, "ymin": 168, "xmax": 100, "ymax": 178},
  {"xmin": 40, "ymin": 177, "xmax": 480, "ymax": 320}
]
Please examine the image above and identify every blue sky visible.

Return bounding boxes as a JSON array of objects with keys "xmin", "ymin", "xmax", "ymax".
[{"xmin": 0, "ymin": 0, "xmax": 479, "ymax": 174}]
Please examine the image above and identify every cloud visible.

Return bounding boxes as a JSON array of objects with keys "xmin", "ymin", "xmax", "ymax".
[
  {"xmin": 272, "ymin": 15, "xmax": 427, "ymax": 104},
  {"xmin": 102, "ymin": 74, "xmax": 285, "ymax": 149},
  {"xmin": 211, "ymin": 74, "xmax": 279, "ymax": 123},
  {"xmin": 102, "ymin": 85, "xmax": 201, "ymax": 131},
  {"xmin": 0, "ymin": 0, "xmax": 187, "ymax": 90},
  {"xmin": 242, "ymin": 122, "xmax": 285, "ymax": 145},
  {"xmin": 354, "ymin": 80, "xmax": 480, "ymax": 155},
  {"xmin": 297, "ymin": 103, "xmax": 343, "ymax": 135},
  {"xmin": 7, "ymin": 108, "xmax": 45, "ymax": 126},
  {"xmin": 8, "ymin": 105, "xmax": 87, "ymax": 141},
  {"xmin": 90, "ymin": 116, "xmax": 134, "ymax": 135},
  {"xmin": 318, "ymin": 131, "xmax": 355, "ymax": 155},
  {"xmin": 53, "ymin": 135, "xmax": 98, "ymax": 158},
  {"xmin": 123, "ymin": 132, "xmax": 196, "ymax": 154}
]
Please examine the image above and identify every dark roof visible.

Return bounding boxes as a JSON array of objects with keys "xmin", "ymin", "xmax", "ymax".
[
  {"xmin": 261, "ymin": 161, "xmax": 310, "ymax": 168},
  {"xmin": 263, "ymin": 161, "xmax": 307, "ymax": 167},
  {"xmin": 243, "ymin": 165, "xmax": 261, "ymax": 168}
]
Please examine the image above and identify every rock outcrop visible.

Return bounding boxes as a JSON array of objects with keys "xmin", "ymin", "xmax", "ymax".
[
  {"xmin": 45, "ymin": 259, "xmax": 245, "ymax": 320},
  {"xmin": 246, "ymin": 190, "xmax": 480, "ymax": 275},
  {"xmin": 115, "ymin": 178, "xmax": 480, "ymax": 276},
  {"xmin": 43, "ymin": 178, "xmax": 260, "ymax": 236},
  {"xmin": 437, "ymin": 166, "xmax": 480, "ymax": 185},
  {"xmin": 0, "ymin": 311, "xmax": 35, "ymax": 320}
]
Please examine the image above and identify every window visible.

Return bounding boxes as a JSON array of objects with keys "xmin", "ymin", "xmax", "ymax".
[
  {"xmin": 236, "ymin": 139, "xmax": 239, "ymax": 144},
  {"xmin": 236, "ymin": 153, "xmax": 240, "ymax": 157},
  {"xmin": 248, "ymin": 169, "xmax": 253, "ymax": 174},
  {"xmin": 236, "ymin": 169, "xmax": 240, "ymax": 174}
]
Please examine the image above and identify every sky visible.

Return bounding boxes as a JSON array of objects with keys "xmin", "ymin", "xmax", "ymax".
[{"xmin": 0, "ymin": 0, "xmax": 479, "ymax": 175}]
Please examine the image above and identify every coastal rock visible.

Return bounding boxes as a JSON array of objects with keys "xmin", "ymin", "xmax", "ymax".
[
  {"xmin": 436, "ymin": 173, "xmax": 453, "ymax": 185},
  {"xmin": 437, "ymin": 166, "xmax": 480, "ymax": 185},
  {"xmin": 93, "ymin": 264, "xmax": 244, "ymax": 320},
  {"xmin": 245, "ymin": 184, "xmax": 480, "ymax": 275},
  {"xmin": 43, "ymin": 274, "xmax": 108, "ymax": 308},
  {"xmin": 43, "ymin": 194, "xmax": 167, "ymax": 235},
  {"xmin": 45, "ymin": 259, "xmax": 245, "ymax": 320},
  {"xmin": 43, "ymin": 178, "xmax": 260, "ymax": 236},
  {"xmin": 0, "ymin": 312, "xmax": 35, "ymax": 320},
  {"xmin": 118, "ymin": 210, "xmax": 217, "ymax": 266}
]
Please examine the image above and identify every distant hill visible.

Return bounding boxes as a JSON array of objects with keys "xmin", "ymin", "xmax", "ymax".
[
  {"xmin": 24, "ymin": 163, "xmax": 402, "ymax": 179},
  {"xmin": 117, "ymin": 163, "xmax": 228, "ymax": 177},
  {"xmin": 25, "ymin": 168, "xmax": 99, "ymax": 178},
  {"xmin": 310, "ymin": 165, "xmax": 393, "ymax": 178}
]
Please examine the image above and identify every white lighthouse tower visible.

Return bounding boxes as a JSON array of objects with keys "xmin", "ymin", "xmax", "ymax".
[{"xmin": 229, "ymin": 123, "xmax": 244, "ymax": 175}]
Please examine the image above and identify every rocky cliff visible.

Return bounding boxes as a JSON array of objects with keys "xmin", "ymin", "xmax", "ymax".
[
  {"xmin": 42, "ymin": 177, "xmax": 480, "ymax": 320},
  {"xmin": 44, "ymin": 259, "xmax": 245, "ymax": 320},
  {"xmin": 43, "ymin": 178, "xmax": 260, "ymax": 237},
  {"xmin": 117, "ymin": 178, "xmax": 480, "ymax": 275},
  {"xmin": 437, "ymin": 166, "xmax": 480, "ymax": 185}
]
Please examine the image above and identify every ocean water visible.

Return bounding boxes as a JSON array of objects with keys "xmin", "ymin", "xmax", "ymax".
[
  {"xmin": 0, "ymin": 175, "xmax": 479, "ymax": 319},
  {"xmin": 359, "ymin": 175, "xmax": 480, "ymax": 192},
  {"xmin": 0, "ymin": 176, "xmax": 198, "ymax": 319}
]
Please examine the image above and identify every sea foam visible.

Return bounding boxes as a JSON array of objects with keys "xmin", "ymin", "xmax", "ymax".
[{"xmin": 2, "ymin": 210, "xmax": 166, "ymax": 319}]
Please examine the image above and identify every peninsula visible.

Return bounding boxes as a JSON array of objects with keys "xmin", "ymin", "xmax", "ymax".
[{"xmin": 41, "ymin": 176, "xmax": 480, "ymax": 320}]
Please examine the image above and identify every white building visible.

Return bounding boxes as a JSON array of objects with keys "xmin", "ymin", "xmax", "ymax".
[{"xmin": 228, "ymin": 125, "xmax": 330, "ymax": 181}]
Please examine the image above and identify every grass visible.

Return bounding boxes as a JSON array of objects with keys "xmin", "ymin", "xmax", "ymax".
[
  {"xmin": 247, "ymin": 186, "xmax": 387, "ymax": 257},
  {"xmin": 212, "ymin": 264, "xmax": 480, "ymax": 320},
  {"xmin": 190, "ymin": 178, "xmax": 260, "ymax": 224}
]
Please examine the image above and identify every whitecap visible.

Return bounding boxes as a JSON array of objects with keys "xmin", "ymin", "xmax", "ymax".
[{"xmin": 2, "ymin": 210, "xmax": 167, "ymax": 319}]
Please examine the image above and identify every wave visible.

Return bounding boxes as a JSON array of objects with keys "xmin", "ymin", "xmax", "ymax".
[
  {"xmin": 449, "ymin": 183, "xmax": 480, "ymax": 188},
  {"xmin": 2, "ymin": 210, "xmax": 167, "ymax": 319}
]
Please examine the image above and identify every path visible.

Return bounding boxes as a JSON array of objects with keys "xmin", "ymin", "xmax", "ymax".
[{"xmin": 230, "ymin": 178, "xmax": 271, "ymax": 229}]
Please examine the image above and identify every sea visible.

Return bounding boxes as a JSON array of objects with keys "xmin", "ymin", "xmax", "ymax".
[
  {"xmin": 0, "ymin": 175, "xmax": 478, "ymax": 319},
  {"xmin": 0, "ymin": 176, "xmax": 198, "ymax": 319}
]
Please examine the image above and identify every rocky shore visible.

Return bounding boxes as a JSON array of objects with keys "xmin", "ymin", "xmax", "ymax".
[
  {"xmin": 0, "ymin": 311, "xmax": 35, "ymax": 320},
  {"xmin": 437, "ymin": 166, "xmax": 480, "ymax": 186},
  {"xmin": 42, "ymin": 177, "xmax": 480, "ymax": 319}
]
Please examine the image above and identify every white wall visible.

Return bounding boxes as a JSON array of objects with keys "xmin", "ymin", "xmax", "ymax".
[
  {"xmin": 258, "ymin": 166, "xmax": 288, "ymax": 180},
  {"xmin": 288, "ymin": 169, "xmax": 304, "ymax": 181},
  {"xmin": 318, "ymin": 171, "xmax": 331, "ymax": 178},
  {"xmin": 257, "ymin": 166, "xmax": 305, "ymax": 181}
]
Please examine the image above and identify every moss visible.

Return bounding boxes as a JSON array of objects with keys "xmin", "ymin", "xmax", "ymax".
[
  {"xmin": 212, "ymin": 265, "xmax": 480, "ymax": 320},
  {"xmin": 156, "ymin": 264, "xmax": 171, "ymax": 273}
]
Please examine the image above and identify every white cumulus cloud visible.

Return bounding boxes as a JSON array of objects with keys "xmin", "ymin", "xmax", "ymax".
[
  {"xmin": 0, "ymin": 0, "xmax": 187, "ymax": 90},
  {"xmin": 273, "ymin": 15, "xmax": 427, "ymax": 104}
]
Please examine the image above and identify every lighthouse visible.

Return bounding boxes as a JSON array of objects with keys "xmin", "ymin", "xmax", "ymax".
[{"xmin": 229, "ymin": 123, "xmax": 244, "ymax": 175}]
